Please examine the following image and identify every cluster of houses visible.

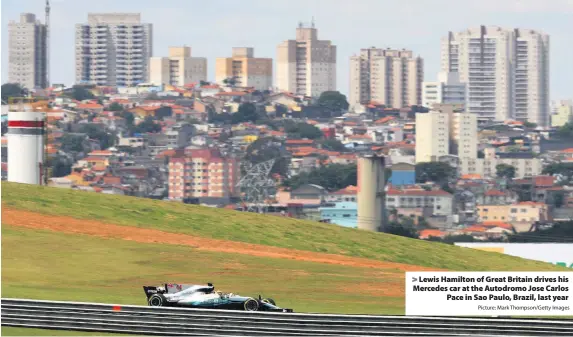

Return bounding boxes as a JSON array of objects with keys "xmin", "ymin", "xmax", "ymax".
[{"xmin": 2, "ymin": 82, "xmax": 572, "ymax": 241}]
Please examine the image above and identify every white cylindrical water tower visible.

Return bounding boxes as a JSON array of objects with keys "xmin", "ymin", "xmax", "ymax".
[
  {"xmin": 357, "ymin": 154, "xmax": 386, "ymax": 232},
  {"xmin": 7, "ymin": 107, "xmax": 46, "ymax": 185}
]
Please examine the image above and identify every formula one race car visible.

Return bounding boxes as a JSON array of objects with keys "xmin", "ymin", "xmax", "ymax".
[{"xmin": 143, "ymin": 283, "xmax": 293, "ymax": 312}]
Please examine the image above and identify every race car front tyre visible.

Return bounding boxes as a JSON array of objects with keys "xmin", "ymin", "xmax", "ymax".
[
  {"xmin": 148, "ymin": 294, "xmax": 166, "ymax": 307},
  {"xmin": 244, "ymin": 298, "xmax": 259, "ymax": 311},
  {"xmin": 263, "ymin": 298, "xmax": 276, "ymax": 305}
]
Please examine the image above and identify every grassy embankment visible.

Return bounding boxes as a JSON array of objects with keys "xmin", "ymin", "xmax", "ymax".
[{"xmin": 1, "ymin": 182, "xmax": 566, "ymax": 317}]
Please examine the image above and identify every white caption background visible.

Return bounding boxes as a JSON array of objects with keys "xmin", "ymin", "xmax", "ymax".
[{"xmin": 405, "ymin": 272, "xmax": 573, "ymax": 316}]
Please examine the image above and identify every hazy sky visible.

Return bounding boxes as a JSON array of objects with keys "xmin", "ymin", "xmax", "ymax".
[{"xmin": 2, "ymin": 0, "xmax": 572, "ymax": 99}]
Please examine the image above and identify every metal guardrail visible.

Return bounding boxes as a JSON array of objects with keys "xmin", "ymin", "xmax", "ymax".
[{"xmin": 1, "ymin": 298, "xmax": 572, "ymax": 336}]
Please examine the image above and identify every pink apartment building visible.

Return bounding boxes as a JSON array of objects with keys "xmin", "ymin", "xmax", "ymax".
[{"xmin": 168, "ymin": 148, "xmax": 239, "ymax": 203}]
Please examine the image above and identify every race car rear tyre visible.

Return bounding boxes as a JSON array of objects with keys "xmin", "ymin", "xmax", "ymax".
[
  {"xmin": 148, "ymin": 294, "xmax": 166, "ymax": 307},
  {"xmin": 244, "ymin": 298, "xmax": 259, "ymax": 311},
  {"xmin": 263, "ymin": 298, "xmax": 276, "ymax": 305}
]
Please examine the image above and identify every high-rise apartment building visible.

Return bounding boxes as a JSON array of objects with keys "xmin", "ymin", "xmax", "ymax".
[
  {"xmin": 422, "ymin": 72, "xmax": 466, "ymax": 108},
  {"xmin": 514, "ymin": 29, "xmax": 550, "ymax": 127},
  {"xmin": 75, "ymin": 13, "xmax": 153, "ymax": 87},
  {"xmin": 415, "ymin": 108, "xmax": 450, "ymax": 163},
  {"xmin": 415, "ymin": 103, "xmax": 476, "ymax": 163},
  {"xmin": 168, "ymin": 148, "xmax": 239, "ymax": 203},
  {"xmin": 276, "ymin": 22, "xmax": 336, "ymax": 97},
  {"xmin": 149, "ymin": 46, "xmax": 207, "ymax": 86},
  {"xmin": 415, "ymin": 103, "xmax": 541, "ymax": 178},
  {"xmin": 349, "ymin": 48, "xmax": 423, "ymax": 110},
  {"xmin": 441, "ymin": 26, "xmax": 549, "ymax": 127},
  {"xmin": 215, "ymin": 48, "xmax": 272, "ymax": 91},
  {"xmin": 8, "ymin": 13, "xmax": 48, "ymax": 90}
]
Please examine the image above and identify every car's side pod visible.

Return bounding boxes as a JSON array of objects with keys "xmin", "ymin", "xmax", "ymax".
[{"xmin": 143, "ymin": 286, "xmax": 159, "ymax": 299}]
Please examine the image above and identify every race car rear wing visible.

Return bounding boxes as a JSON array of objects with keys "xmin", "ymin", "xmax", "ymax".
[{"xmin": 143, "ymin": 286, "xmax": 160, "ymax": 299}]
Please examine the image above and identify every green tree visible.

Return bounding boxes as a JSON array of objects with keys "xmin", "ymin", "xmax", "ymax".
[
  {"xmin": 548, "ymin": 191, "xmax": 566, "ymax": 208},
  {"xmin": 317, "ymin": 91, "xmax": 349, "ymax": 112},
  {"xmin": 132, "ymin": 116, "xmax": 161, "ymax": 134},
  {"xmin": 244, "ymin": 137, "xmax": 289, "ymax": 177},
  {"xmin": 415, "ymin": 162, "xmax": 456, "ymax": 184},
  {"xmin": 68, "ymin": 86, "xmax": 95, "ymax": 101},
  {"xmin": 218, "ymin": 131, "xmax": 231, "ymax": 142},
  {"xmin": 284, "ymin": 121, "xmax": 323, "ymax": 139},
  {"xmin": 120, "ymin": 111, "xmax": 135, "ymax": 127},
  {"xmin": 275, "ymin": 104, "xmax": 288, "ymax": 115},
  {"xmin": 496, "ymin": 164, "xmax": 516, "ymax": 179},
  {"xmin": 426, "ymin": 234, "xmax": 476, "ymax": 244},
  {"xmin": 231, "ymin": 103, "xmax": 261, "ymax": 124},
  {"xmin": 523, "ymin": 121, "xmax": 537, "ymax": 128},
  {"xmin": 441, "ymin": 183, "xmax": 454, "ymax": 194},
  {"xmin": 417, "ymin": 217, "xmax": 430, "ymax": 229},
  {"xmin": 223, "ymin": 76, "xmax": 239, "ymax": 87},
  {"xmin": 508, "ymin": 180, "xmax": 533, "ymax": 202},
  {"xmin": 385, "ymin": 168, "xmax": 392, "ymax": 184},
  {"xmin": 59, "ymin": 134, "xmax": 86, "ymax": 153},
  {"xmin": 543, "ymin": 162, "xmax": 573, "ymax": 182},
  {"xmin": 280, "ymin": 163, "xmax": 388, "ymax": 190},
  {"xmin": 48, "ymin": 155, "xmax": 72, "ymax": 178},
  {"xmin": 557, "ymin": 122, "xmax": 573, "ymax": 139},
  {"xmin": 282, "ymin": 164, "xmax": 357, "ymax": 191},
  {"xmin": 79, "ymin": 124, "xmax": 116, "ymax": 150},
  {"xmin": 209, "ymin": 112, "xmax": 233, "ymax": 124},
  {"xmin": 1, "ymin": 83, "xmax": 28, "ymax": 103},
  {"xmin": 319, "ymin": 139, "xmax": 348, "ymax": 152},
  {"xmin": 108, "ymin": 102, "xmax": 124, "ymax": 111},
  {"xmin": 385, "ymin": 217, "xmax": 419, "ymax": 239}
]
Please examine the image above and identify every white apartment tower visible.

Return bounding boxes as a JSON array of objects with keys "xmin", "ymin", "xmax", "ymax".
[
  {"xmin": 422, "ymin": 72, "xmax": 467, "ymax": 108},
  {"xmin": 415, "ymin": 103, "xmax": 477, "ymax": 163},
  {"xmin": 276, "ymin": 22, "xmax": 336, "ymax": 97},
  {"xmin": 441, "ymin": 26, "xmax": 549, "ymax": 127},
  {"xmin": 416, "ymin": 103, "xmax": 541, "ymax": 177},
  {"xmin": 514, "ymin": 29, "xmax": 550, "ymax": 127},
  {"xmin": 75, "ymin": 13, "xmax": 153, "ymax": 87},
  {"xmin": 8, "ymin": 13, "xmax": 48, "ymax": 90},
  {"xmin": 415, "ymin": 109, "xmax": 450, "ymax": 163},
  {"xmin": 349, "ymin": 48, "xmax": 423, "ymax": 110},
  {"xmin": 149, "ymin": 46, "xmax": 207, "ymax": 86}
]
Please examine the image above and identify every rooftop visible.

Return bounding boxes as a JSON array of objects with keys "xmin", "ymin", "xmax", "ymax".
[{"xmin": 387, "ymin": 187, "xmax": 451, "ymax": 197}]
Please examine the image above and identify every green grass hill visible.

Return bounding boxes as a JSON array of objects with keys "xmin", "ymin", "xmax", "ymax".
[{"xmin": 1, "ymin": 182, "xmax": 566, "ymax": 316}]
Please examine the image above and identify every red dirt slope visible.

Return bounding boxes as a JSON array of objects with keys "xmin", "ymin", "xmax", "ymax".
[{"xmin": 2, "ymin": 208, "xmax": 440, "ymax": 272}]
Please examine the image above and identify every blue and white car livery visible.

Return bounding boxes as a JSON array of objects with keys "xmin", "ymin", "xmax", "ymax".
[{"xmin": 143, "ymin": 283, "xmax": 293, "ymax": 312}]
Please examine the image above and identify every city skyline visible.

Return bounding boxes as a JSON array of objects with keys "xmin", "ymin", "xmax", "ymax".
[{"xmin": 1, "ymin": 0, "xmax": 572, "ymax": 100}]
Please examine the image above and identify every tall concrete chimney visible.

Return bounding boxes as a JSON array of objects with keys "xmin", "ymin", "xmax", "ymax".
[{"xmin": 357, "ymin": 154, "xmax": 387, "ymax": 232}]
